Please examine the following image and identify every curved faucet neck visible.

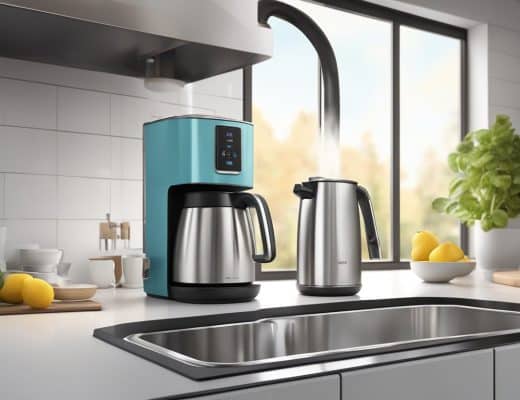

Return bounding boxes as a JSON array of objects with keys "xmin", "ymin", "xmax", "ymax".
[{"xmin": 258, "ymin": 0, "xmax": 340, "ymax": 144}]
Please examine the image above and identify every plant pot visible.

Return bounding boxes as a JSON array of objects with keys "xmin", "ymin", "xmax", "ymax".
[{"xmin": 475, "ymin": 217, "xmax": 520, "ymax": 278}]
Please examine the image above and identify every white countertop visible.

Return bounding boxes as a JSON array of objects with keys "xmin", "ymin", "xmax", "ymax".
[{"xmin": 4, "ymin": 270, "xmax": 520, "ymax": 400}]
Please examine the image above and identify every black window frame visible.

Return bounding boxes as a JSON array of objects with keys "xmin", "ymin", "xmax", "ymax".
[{"xmin": 244, "ymin": 0, "xmax": 468, "ymax": 280}]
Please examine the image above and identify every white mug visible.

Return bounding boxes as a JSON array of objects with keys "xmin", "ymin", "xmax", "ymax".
[
  {"xmin": 89, "ymin": 259, "xmax": 115, "ymax": 288},
  {"xmin": 122, "ymin": 255, "xmax": 147, "ymax": 288}
]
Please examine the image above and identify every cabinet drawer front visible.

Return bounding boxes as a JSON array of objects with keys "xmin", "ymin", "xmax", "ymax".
[
  {"xmin": 496, "ymin": 343, "xmax": 520, "ymax": 400},
  {"xmin": 192, "ymin": 375, "xmax": 340, "ymax": 400},
  {"xmin": 342, "ymin": 350, "xmax": 493, "ymax": 400}
]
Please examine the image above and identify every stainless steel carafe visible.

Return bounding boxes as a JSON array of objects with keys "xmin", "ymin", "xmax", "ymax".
[
  {"xmin": 293, "ymin": 177, "xmax": 381, "ymax": 296},
  {"xmin": 173, "ymin": 191, "xmax": 276, "ymax": 284}
]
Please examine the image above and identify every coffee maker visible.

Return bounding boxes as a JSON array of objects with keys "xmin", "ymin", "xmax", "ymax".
[{"xmin": 143, "ymin": 115, "xmax": 276, "ymax": 303}]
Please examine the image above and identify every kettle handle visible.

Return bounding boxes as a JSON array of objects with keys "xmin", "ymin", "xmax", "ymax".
[
  {"xmin": 233, "ymin": 193, "xmax": 276, "ymax": 263},
  {"xmin": 357, "ymin": 186, "xmax": 381, "ymax": 259}
]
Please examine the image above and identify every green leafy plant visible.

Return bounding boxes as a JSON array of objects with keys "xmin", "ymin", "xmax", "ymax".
[{"xmin": 432, "ymin": 115, "xmax": 520, "ymax": 231}]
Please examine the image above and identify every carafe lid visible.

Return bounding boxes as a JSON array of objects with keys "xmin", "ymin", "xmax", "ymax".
[{"xmin": 183, "ymin": 191, "xmax": 233, "ymax": 208}]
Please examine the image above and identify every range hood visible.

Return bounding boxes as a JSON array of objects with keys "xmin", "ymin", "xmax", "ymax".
[{"xmin": 0, "ymin": 0, "xmax": 272, "ymax": 83}]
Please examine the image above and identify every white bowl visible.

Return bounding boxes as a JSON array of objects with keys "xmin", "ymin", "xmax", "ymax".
[
  {"xmin": 22, "ymin": 264, "xmax": 57, "ymax": 273},
  {"xmin": 19, "ymin": 248, "xmax": 63, "ymax": 266},
  {"xmin": 410, "ymin": 261, "xmax": 476, "ymax": 283},
  {"xmin": 26, "ymin": 271, "xmax": 59, "ymax": 285}
]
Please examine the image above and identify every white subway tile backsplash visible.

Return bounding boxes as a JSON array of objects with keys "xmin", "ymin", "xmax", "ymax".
[
  {"xmin": 3, "ymin": 219, "xmax": 57, "ymax": 266},
  {"xmin": 151, "ymin": 102, "xmax": 214, "ymax": 120},
  {"xmin": 57, "ymin": 220, "xmax": 100, "ymax": 283},
  {"xmin": 111, "ymin": 137, "xmax": 142, "ymax": 180},
  {"xmin": 215, "ymin": 98, "xmax": 243, "ymax": 121},
  {"xmin": 0, "ymin": 79, "xmax": 57, "ymax": 129},
  {"xmin": 5, "ymin": 174, "xmax": 57, "ymax": 219},
  {"xmin": 110, "ymin": 95, "xmax": 154, "ymax": 138},
  {"xmin": 489, "ymin": 25, "xmax": 520, "ymax": 59},
  {"xmin": 0, "ymin": 56, "xmax": 233, "ymax": 105},
  {"xmin": 193, "ymin": 94, "xmax": 242, "ymax": 120},
  {"xmin": 0, "ymin": 174, "xmax": 4, "ymax": 219},
  {"xmin": 57, "ymin": 87, "xmax": 110, "ymax": 134},
  {"xmin": 490, "ymin": 51, "xmax": 520, "ymax": 84},
  {"xmin": 129, "ymin": 220, "xmax": 143, "ymax": 250},
  {"xmin": 110, "ymin": 180, "xmax": 143, "ymax": 221},
  {"xmin": 0, "ymin": 56, "xmax": 242, "ymax": 279},
  {"xmin": 58, "ymin": 177, "xmax": 110, "ymax": 219},
  {"xmin": 489, "ymin": 78, "xmax": 520, "ymax": 108},
  {"xmin": 191, "ymin": 70, "xmax": 243, "ymax": 99},
  {"xmin": 57, "ymin": 132, "xmax": 111, "ymax": 178},
  {"xmin": 0, "ymin": 127, "xmax": 56, "ymax": 174}
]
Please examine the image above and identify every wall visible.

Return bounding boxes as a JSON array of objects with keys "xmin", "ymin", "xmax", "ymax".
[
  {"xmin": 488, "ymin": 24, "xmax": 520, "ymax": 128},
  {"xmin": 370, "ymin": 0, "xmax": 520, "ymax": 256},
  {"xmin": 372, "ymin": 0, "xmax": 520, "ymax": 130},
  {"xmin": 0, "ymin": 56, "xmax": 243, "ymax": 282}
]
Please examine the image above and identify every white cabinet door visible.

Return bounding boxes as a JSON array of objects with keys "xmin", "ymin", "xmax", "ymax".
[
  {"xmin": 342, "ymin": 350, "xmax": 493, "ymax": 400},
  {"xmin": 495, "ymin": 343, "xmax": 520, "ymax": 400},
  {"xmin": 193, "ymin": 375, "xmax": 340, "ymax": 400}
]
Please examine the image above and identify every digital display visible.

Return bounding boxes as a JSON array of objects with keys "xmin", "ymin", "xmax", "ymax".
[{"xmin": 215, "ymin": 126, "xmax": 241, "ymax": 173}]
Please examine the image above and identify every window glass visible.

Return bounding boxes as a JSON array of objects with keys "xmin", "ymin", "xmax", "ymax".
[
  {"xmin": 253, "ymin": 18, "xmax": 319, "ymax": 270},
  {"xmin": 400, "ymin": 26, "xmax": 462, "ymax": 257},
  {"xmin": 253, "ymin": 2, "xmax": 463, "ymax": 270},
  {"xmin": 299, "ymin": 3, "xmax": 393, "ymax": 260}
]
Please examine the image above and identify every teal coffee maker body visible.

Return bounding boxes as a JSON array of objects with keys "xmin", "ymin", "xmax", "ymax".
[{"xmin": 143, "ymin": 115, "xmax": 276, "ymax": 303}]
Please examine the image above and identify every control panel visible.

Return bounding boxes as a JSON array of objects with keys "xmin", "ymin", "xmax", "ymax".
[{"xmin": 215, "ymin": 125, "xmax": 241, "ymax": 173}]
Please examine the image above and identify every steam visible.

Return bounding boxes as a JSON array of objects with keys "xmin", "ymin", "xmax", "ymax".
[
  {"xmin": 318, "ymin": 108, "xmax": 341, "ymax": 178},
  {"xmin": 144, "ymin": 77, "xmax": 186, "ymax": 93},
  {"xmin": 185, "ymin": 83, "xmax": 193, "ymax": 113},
  {"xmin": 318, "ymin": 135, "xmax": 341, "ymax": 178}
]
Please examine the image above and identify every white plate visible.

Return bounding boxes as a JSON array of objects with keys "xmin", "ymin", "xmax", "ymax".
[{"xmin": 410, "ymin": 261, "xmax": 476, "ymax": 283}]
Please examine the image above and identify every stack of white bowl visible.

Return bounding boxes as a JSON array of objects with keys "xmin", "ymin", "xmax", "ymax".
[{"xmin": 20, "ymin": 248, "xmax": 63, "ymax": 285}]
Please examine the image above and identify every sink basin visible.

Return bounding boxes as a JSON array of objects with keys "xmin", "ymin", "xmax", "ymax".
[{"xmin": 125, "ymin": 304, "xmax": 520, "ymax": 367}]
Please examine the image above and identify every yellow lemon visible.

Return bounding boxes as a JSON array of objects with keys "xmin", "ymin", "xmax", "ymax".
[
  {"xmin": 429, "ymin": 242, "xmax": 465, "ymax": 262},
  {"xmin": 0, "ymin": 273, "xmax": 33, "ymax": 304},
  {"xmin": 458, "ymin": 255, "xmax": 472, "ymax": 262},
  {"xmin": 22, "ymin": 278, "xmax": 54, "ymax": 309},
  {"xmin": 411, "ymin": 231, "xmax": 439, "ymax": 261}
]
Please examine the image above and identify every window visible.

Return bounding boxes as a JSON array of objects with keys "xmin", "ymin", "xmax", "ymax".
[
  {"xmin": 247, "ymin": 0, "xmax": 467, "ymax": 277},
  {"xmin": 399, "ymin": 27, "xmax": 463, "ymax": 258}
]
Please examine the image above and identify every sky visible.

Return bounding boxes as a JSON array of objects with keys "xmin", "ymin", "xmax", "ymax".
[{"xmin": 253, "ymin": 0, "xmax": 461, "ymax": 188}]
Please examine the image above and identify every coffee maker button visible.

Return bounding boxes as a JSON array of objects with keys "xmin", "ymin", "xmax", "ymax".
[{"xmin": 221, "ymin": 149, "xmax": 233, "ymax": 159}]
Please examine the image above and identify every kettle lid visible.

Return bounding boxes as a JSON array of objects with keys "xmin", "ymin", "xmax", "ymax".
[
  {"xmin": 293, "ymin": 177, "xmax": 358, "ymax": 199},
  {"xmin": 308, "ymin": 176, "xmax": 357, "ymax": 184}
]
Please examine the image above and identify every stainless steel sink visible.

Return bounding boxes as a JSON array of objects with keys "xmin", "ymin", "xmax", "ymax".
[{"xmin": 125, "ymin": 305, "xmax": 520, "ymax": 367}]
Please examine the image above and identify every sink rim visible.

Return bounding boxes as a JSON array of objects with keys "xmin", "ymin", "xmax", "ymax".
[{"xmin": 123, "ymin": 304, "xmax": 520, "ymax": 368}]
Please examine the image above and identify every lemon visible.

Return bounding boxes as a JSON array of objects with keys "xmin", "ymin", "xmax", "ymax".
[
  {"xmin": 458, "ymin": 255, "xmax": 471, "ymax": 262},
  {"xmin": 22, "ymin": 278, "xmax": 54, "ymax": 309},
  {"xmin": 0, "ymin": 273, "xmax": 33, "ymax": 304},
  {"xmin": 429, "ymin": 242, "xmax": 465, "ymax": 262},
  {"xmin": 411, "ymin": 231, "xmax": 439, "ymax": 261}
]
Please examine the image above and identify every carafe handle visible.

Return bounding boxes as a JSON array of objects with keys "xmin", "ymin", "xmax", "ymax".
[
  {"xmin": 357, "ymin": 186, "xmax": 381, "ymax": 259},
  {"xmin": 233, "ymin": 193, "xmax": 276, "ymax": 263}
]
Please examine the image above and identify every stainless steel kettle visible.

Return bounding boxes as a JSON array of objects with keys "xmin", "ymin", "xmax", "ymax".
[
  {"xmin": 173, "ymin": 191, "xmax": 276, "ymax": 285},
  {"xmin": 293, "ymin": 177, "xmax": 381, "ymax": 296}
]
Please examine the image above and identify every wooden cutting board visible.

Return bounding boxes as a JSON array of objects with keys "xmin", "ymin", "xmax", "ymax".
[
  {"xmin": 0, "ymin": 300, "xmax": 101, "ymax": 315},
  {"xmin": 492, "ymin": 270, "xmax": 520, "ymax": 287}
]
